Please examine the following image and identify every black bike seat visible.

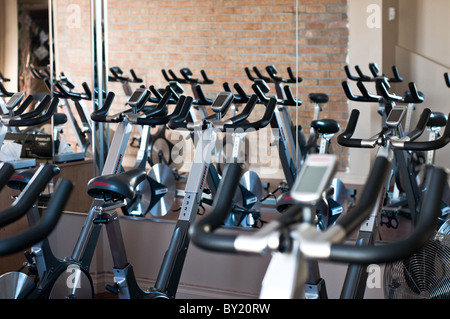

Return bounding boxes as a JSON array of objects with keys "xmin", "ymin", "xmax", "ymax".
[
  {"xmin": 54, "ymin": 113, "xmax": 68, "ymax": 126},
  {"xmin": 87, "ymin": 168, "xmax": 147, "ymax": 201},
  {"xmin": 308, "ymin": 93, "xmax": 329, "ymax": 104},
  {"xmin": 311, "ymin": 119, "xmax": 340, "ymax": 134},
  {"xmin": 7, "ymin": 168, "xmax": 40, "ymax": 190},
  {"xmin": 427, "ymin": 112, "xmax": 447, "ymax": 128},
  {"xmin": 7, "ymin": 165, "xmax": 60, "ymax": 190}
]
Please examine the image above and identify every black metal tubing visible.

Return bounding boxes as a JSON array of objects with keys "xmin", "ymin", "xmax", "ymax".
[
  {"xmin": 0, "ymin": 178, "xmax": 73, "ymax": 257},
  {"xmin": 330, "ymin": 166, "xmax": 447, "ymax": 264}
]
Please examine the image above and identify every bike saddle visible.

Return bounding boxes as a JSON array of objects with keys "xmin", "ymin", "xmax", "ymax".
[
  {"xmin": 54, "ymin": 113, "xmax": 68, "ymax": 126},
  {"xmin": 309, "ymin": 93, "xmax": 329, "ymax": 104},
  {"xmin": 7, "ymin": 165, "xmax": 61, "ymax": 191},
  {"xmin": 427, "ymin": 112, "xmax": 447, "ymax": 128},
  {"xmin": 311, "ymin": 119, "xmax": 340, "ymax": 134},
  {"xmin": 87, "ymin": 168, "xmax": 147, "ymax": 201}
]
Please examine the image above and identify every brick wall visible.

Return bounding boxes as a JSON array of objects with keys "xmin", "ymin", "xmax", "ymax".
[{"xmin": 54, "ymin": 0, "xmax": 349, "ymax": 175}]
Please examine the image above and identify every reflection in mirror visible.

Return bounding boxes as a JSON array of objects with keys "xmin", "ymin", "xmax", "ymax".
[
  {"xmin": 49, "ymin": 0, "xmax": 98, "ymax": 171},
  {"xmin": 104, "ymin": 1, "xmax": 348, "ymax": 183},
  {"xmin": 91, "ymin": 0, "xmax": 109, "ymax": 174},
  {"xmin": 6, "ymin": 0, "xmax": 350, "ymax": 184}
]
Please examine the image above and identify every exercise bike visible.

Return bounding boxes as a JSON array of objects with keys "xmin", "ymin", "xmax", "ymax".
[
  {"xmin": 251, "ymin": 80, "xmax": 350, "ymax": 229},
  {"xmin": 0, "ymin": 93, "xmax": 59, "ymax": 169},
  {"xmin": 85, "ymin": 89, "xmax": 275, "ymax": 299},
  {"xmin": 0, "ymin": 89, "xmax": 182, "ymax": 298},
  {"xmin": 0, "ymin": 163, "xmax": 74, "ymax": 298},
  {"xmin": 190, "ymin": 146, "xmax": 447, "ymax": 298},
  {"xmin": 336, "ymin": 105, "xmax": 450, "ymax": 298}
]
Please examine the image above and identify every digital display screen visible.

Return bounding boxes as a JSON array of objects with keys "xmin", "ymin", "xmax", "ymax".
[
  {"xmin": 293, "ymin": 166, "xmax": 329, "ymax": 193},
  {"xmin": 7, "ymin": 93, "xmax": 24, "ymax": 106},
  {"xmin": 128, "ymin": 90, "xmax": 144, "ymax": 103},
  {"xmin": 387, "ymin": 108, "xmax": 404, "ymax": 123},
  {"xmin": 212, "ymin": 94, "xmax": 230, "ymax": 107}
]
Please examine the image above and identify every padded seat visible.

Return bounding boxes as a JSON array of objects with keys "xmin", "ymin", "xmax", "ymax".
[
  {"xmin": 7, "ymin": 165, "xmax": 60, "ymax": 191},
  {"xmin": 7, "ymin": 168, "xmax": 39, "ymax": 190},
  {"xmin": 427, "ymin": 112, "xmax": 447, "ymax": 128},
  {"xmin": 87, "ymin": 168, "xmax": 147, "ymax": 201},
  {"xmin": 309, "ymin": 93, "xmax": 329, "ymax": 104},
  {"xmin": 311, "ymin": 119, "xmax": 340, "ymax": 134},
  {"xmin": 54, "ymin": 113, "xmax": 67, "ymax": 126}
]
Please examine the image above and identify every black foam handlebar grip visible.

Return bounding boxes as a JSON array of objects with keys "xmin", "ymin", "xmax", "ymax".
[
  {"xmin": 402, "ymin": 113, "xmax": 450, "ymax": 151},
  {"xmin": 227, "ymin": 94, "xmax": 258, "ymax": 123},
  {"xmin": 337, "ymin": 109, "xmax": 363, "ymax": 148},
  {"xmin": 0, "ymin": 165, "xmax": 61, "ymax": 228},
  {"xmin": 330, "ymin": 166, "xmax": 447, "ymax": 264},
  {"xmin": 190, "ymin": 163, "xmax": 244, "ymax": 253},
  {"xmin": 19, "ymin": 95, "xmax": 51, "ymax": 119},
  {"xmin": 90, "ymin": 91, "xmax": 116, "ymax": 121},
  {"xmin": 0, "ymin": 162, "xmax": 15, "ymax": 192},
  {"xmin": 136, "ymin": 95, "xmax": 191, "ymax": 126},
  {"xmin": 12, "ymin": 95, "xmax": 36, "ymax": 116},
  {"xmin": 0, "ymin": 178, "xmax": 73, "ymax": 257},
  {"xmin": 8, "ymin": 97, "xmax": 58, "ymax": 127},
  {"xmin": 223, "ymin": 97, "xmax": 276, "ymax": 132},
  {"xmin": 0, "ymin": 82, "xmax": 13, "ymax": 97},
  {"xmin": 406, "ymin": 108, "xmax": 431, "ymax": 140},
  {"xmin": 82, "ymin": 82, "xmax": 92, "ymax": 100}
]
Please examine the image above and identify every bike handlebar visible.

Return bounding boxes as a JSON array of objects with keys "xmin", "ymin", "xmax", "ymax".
[
  {"xmin": 180, "ymin": 67, "xmax": 214, "ymax": 85},
  {"xmin": 0, "ymin": 164, "xmax": 61, "ymax": 228},
  {"xmin": 109, "ymin": 67, "xmax": 143, "ymax": 83},
  {"xmin": 11, "ymin": 95, "xmax": 35, "ymax": 117},
  {"xmin": 190, "ymin": 154, "xmax": 447, "ymax": 267},
  {"xmin": 223, "ymin": 97, "xmax": 276, "ymax": 131},
  {"xmin": 190, "ymin": 162, "xmax": 244, "ymax": 253},
  {"xmin": 190, "ymin": 156, "xmax": 389, "ymax": 254},
  {"xmin": 6, "ymin": 97, "xmax": 59, "ymax": 127},
  {"xmin": 368, "ymin": 63, "xmax": 403, "ymax": 83},
  {"xmin": 345, "ymin": 64, "xmax": 403, "ymax": 83},
  {"xmin": 54, "ymin": 81, "xmax": 91, "ymax": 101},
  {"xmin": 136, "ymin": 94, "xmax": 191, "ymax": 126},
  {"xmin": 18, "ymin": 95, "xmax": 51, "ymax": 119},
  {"xmin": 405, "ymin": 107, "xmax": 432, "ymax": 140},
  {"xmin": 0, "ymin": 162, "xmax": 15, "ymax": 192},
  {"xmin": 168, "ymin": 92, "xmax": 275, "ymax": 132},
  {"xmin": 329, "ymin": 166, "xmax": 446, "ymax": 264},
  {"xmin": 222, "ymin": 82, "xmax": 248, "ymax": 104},
  {"xmin": 0, "ymin": 178, "xmax": 73, "ymax": 257},
  {"xmin": 226, "ymin": 94, "xmax": 258, "ymax": 123},
  {"xmin": 0, "ymin": 82, "xmax": 14, "ymax": 97},
  {"xmin": 0, "ymin": 72, "xmax": 10, "ymax": 83},
  {"xmin": 337, "ymin": 108, "xmax": 450, "ymax": 151},
  {"xmin": 342, "ymin": 81, "xmax": 381, "ymax": 103},
  {"xmin": 194, "ymin": 85, "xmax": 213, "ymax": 105}
]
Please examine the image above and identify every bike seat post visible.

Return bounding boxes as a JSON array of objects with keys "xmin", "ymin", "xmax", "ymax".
[{"xmin": 319, "ymin": 133, "xmax": 334, "ymax": 155}]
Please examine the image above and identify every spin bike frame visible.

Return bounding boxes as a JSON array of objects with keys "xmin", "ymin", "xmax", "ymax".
[
  {"xmin": 189, "ymin": 106, "xmax": 448, "ymax": 299},
  {"xmin": 336, "ymin": 106, "xmax": 450, "ymax": 299}
]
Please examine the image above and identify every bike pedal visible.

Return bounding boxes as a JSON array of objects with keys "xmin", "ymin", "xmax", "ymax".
[{"xmin": 105, "ymin": 283, "xmax": 120, "ymax": 294}]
